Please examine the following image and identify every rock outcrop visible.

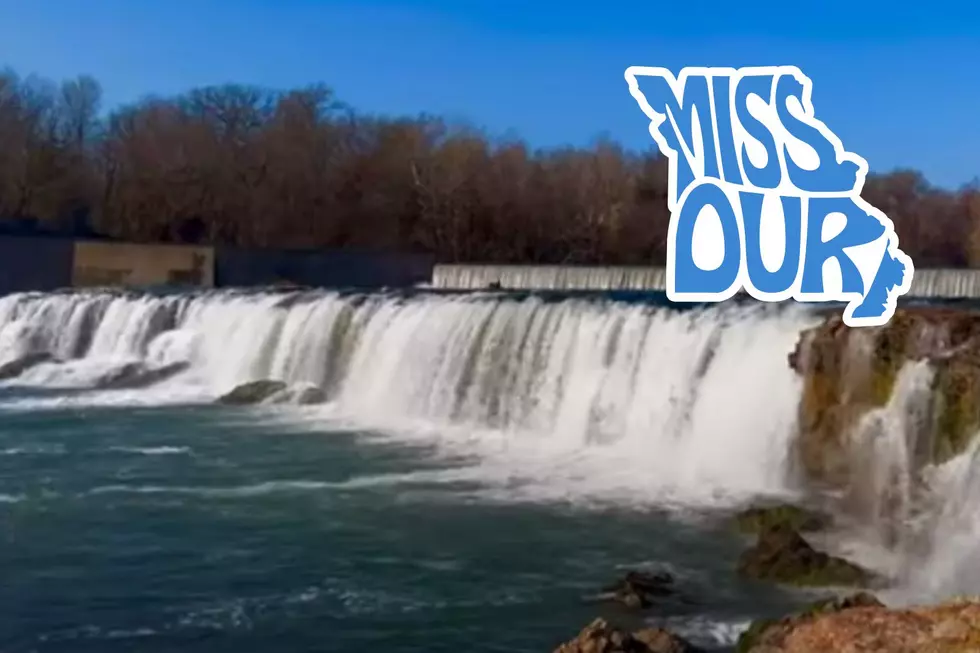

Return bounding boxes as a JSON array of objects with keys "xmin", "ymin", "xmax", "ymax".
[
  {"xmin": 736, "ymin": 524, "xmax": 872, "ymax": 588},
  {"xmin": 259, "ymin": 382, "xmax": 328, "ymax": 406},
  {"xmin": 599, "ymin": 570, "xmax": 675, "ymax": 609},
  {"xmin": 0, "ymin": 352, "xmax": 53, "ymax": 380},
  {"xmin": 217, "ymin": 380, "xmax": 288, "ymax": 405},
  {"xmin": 733, "ymin": 503, "xmax": 832, "ymax": 535},
  {"xmin": 554, "ymin": 618, "xmax": 702, "ymax": 653},
  {"xmin": 97, "ymin": 361, "xmax": 190, "ymax": 390},
  {"xmin": 293, "ymin": 384, "xmax": 327, "ymax": 405},
  {"xmin": 792, "ymin": 308, "xmax": 980, "ymax": 490},
  {"xmin": 737, "ymin": 596, "xmax": 980, "ymax": 653}
]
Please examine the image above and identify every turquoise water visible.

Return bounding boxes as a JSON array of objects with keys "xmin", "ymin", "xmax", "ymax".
[{"xmin": 0, "ymin": 403, "xmax": 803, "ymax": 653}]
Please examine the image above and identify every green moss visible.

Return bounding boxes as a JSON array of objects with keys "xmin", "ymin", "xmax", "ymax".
[
  {"xmin": 735, "ymin": 594, "xmax": 882, "ymax": 653},
  {"xmin": 734, "ymin": 504, "xmax": 831, "ymax": 535},
  {"xmin": 737, "ymin": 526, "xmax": 873, "ymax": 589},
  {"xmin": 866, "ymin": 316, "xmax": 914, "ymax": 406},
  {"xmin": 932, "ymin": 358, "xmax": 980, "ymax": 464},
  {"xmin": 781, "ymin": 557, "xmax": 871, "ymax": 588},
  {"xmin": 735, "ymin": 618, "xmax": 776, "ymax": 653}
]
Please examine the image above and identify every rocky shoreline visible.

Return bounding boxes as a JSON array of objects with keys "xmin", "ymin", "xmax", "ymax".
[
  {"xmin": 552, "ymin": 307, "xmax": 980, "ymax": 652},
  {"xmin": 554, "ymin": 502, "xmax": 980, "ymax": 652}
]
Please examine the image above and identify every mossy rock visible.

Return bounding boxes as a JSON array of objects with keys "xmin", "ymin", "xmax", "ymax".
[
  {"xmin": 554, "ymin": 617, "xmax": 703, "ymax": 653},
  {"xmin": 801, "ymin": 591, "xmax": 883, "ymax": 617},
  {"xmin": 737, "ymin": 525, "xmax": 873, "ymax": 588},
  {"xmin": 734, "ymin": 504, "xmax": 832, "ymax": 535},
  {"xmin": 792, "ymin": 308, "xmax": 980, "ymax": 490},
  {"xmin": 0, "ymin": 352, "xmax": 53, "ymax": 380},
  {"xmin": 735, "ymin": 592, "xmax": 883, "ymax": 652},
  {"xmin": 735, "ymin": 617, "xmax": 777, "ymax": 653},
  {"xmin": 599, "ymin": 570, "xmax": 674, "ymax": 610},
  {"xmin": 217, "ymin": 380, "xmax": 288, "ymax": 405},
  {"xmin": 931, "ymin": 347, "xmax": 980, "ymax": 464}
]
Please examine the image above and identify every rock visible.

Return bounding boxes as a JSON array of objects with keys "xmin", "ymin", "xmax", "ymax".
[
  {"xmin": 262, "ymin": 383, "xmax": 327, "ymax": 406},
  {"xmin": 98, "ymin": 361, "xmax": 190, "ymax": 390},
  {"xmin": 736, "ymin": 524, "xmax": 872, "ymax": 588},
  {"xmin": 293, "ymin": 384, "xmax": 327, "ymax": 405},
  {"xmin": 600, "ymin": 570, "xmax": 675, "ymax": 610},
  {"xmin": 554, "ymin": 618, "xmax": 702, "ymax": 653},
  {"xmin": 805, "ymin": 592, "xmax": 883, "ymax": 614},
  {"xmin": 735, "ymin": 592, "xmax": 882, "ymax": 652},
  {"xmin": 736, "ymin": 597, "xmax": 980, "ymax": 653},
  {"xmin": 734, "ymin": 504, "xmax": 832, "ymax": 535},
  {"xmin": 0, "ymin": 352, "xmax": 53, "ymax": 380},
  {"xmin": 217, "ymin": 380, "xmax": 288, "ymax": 405},
  {"xmin": 632, "ymin": 628, "xmax": 701, "ymax": 653},
  {"xmin": 792, "ymin": 309, "xmax": 980, "ymax": 490}
]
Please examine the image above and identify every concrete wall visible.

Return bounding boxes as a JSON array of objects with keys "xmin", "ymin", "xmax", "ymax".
[
  {"xmin": 431, "ymin": 264, "xmax": 980, "ymax": 300},
  {"xmin": 0, "ymin": 237, "xmax": 74, "ymax": 295},
  {"xmin": 72, "ymin": 241, "xmax": 214, "ymax": 288},
  {"xmin": 215, "ymin": 247, "xmax": 434, "ymax": 289},
  {"xmin": 432, "ymin": 265, "xmax": 667, "ymax": 292},
  {"xmin": 0, "ymin": 237, "xmax": 432, "ymax": 294}
]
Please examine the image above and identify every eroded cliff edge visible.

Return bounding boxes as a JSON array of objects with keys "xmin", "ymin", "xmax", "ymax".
[{"xmin": 791, "ymin": 308, "xmax": 980, "ymax": 495}]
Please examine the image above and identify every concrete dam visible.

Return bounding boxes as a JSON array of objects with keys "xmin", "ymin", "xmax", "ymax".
[
  {"xmin": 4, "ymin": 233, "xmax": 980, "ymax": 301},
  {"xmin": 430, "ymin": 265, "xmax": 980, "ymax": 300}
]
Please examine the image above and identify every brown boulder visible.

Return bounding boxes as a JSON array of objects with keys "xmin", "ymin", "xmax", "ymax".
[
  {"xmin": 737, "ymin": 598, "xmax": 980, "ymax": 653},
  {"xmin": 736, "ymin": 524, "xmax": 872, "ymax": 587},
  {"xmin": 600, "ymin": 570, "xmax": 675, "ymax": 610},
  {"xmin": 733, "ymin": 503, "xmax": 832, "ymax": 535},
  {"xmin": 217, "ymin": 379, "xmax": 288, "ymax": 405},
  {"xmin": 554, "ymin": 618, "xmax": 702, "ymax": 653}
]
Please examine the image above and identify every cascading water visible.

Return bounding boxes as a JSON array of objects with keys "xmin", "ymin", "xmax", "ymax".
[
  {"xmin": 4, "ymin": 287, "xmax": 980, "ymax": 627},
  {"xmin": 899, "ymin": 436, "xmax": 980, "ymax": 602},
  {"xmin": 0, "ymin": 289, "xmax": 815, "ymax": 505},
  {"xmin": 846, "ymin": 361, "xmax": 935, "ymax": 547}
]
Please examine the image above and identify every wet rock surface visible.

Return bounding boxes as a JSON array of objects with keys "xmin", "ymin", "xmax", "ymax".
[
  {"xmin": 792, "ymin": 308, "xmax": 980, "ymax": 490},
  {"xmin": 97, "ymin": 361, "xmax": 190, "ymax": 390},
  {"xmin": 0, "ymin": 352, "xmax": 54, "ymax": 380},
  {"xmin": 736, "ymin": 524, "xmax": 872, "ymax": 588},
  {"xmin": 553, "ymin": 618, "xmax": 703, "ymax": 653},
  {"xmin": 217, "ymin": 379, "xmax": 288, "ymax": 405},
  {"xmin": 736, "ymin": 596, "xmax": 980, "ymax": 653},
  {"xmin": 733, "ymin": 504, "xmax": 832, "ymax": 535},
  {"xmin": 599, "ymin": 570, "xmax": 675, "ymax": 610}
]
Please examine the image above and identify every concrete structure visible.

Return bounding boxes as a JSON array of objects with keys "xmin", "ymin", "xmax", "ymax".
[
  {"xmin": 215, "ymin": 247, "xmax": 433, "ymax": 289},
  {"xmin": 0, "ymin": 236, "xmax": 432, "ymax": 293},
  {"xmin": 5, "ymin": 235, "xmax": 980, "ymax": 300},
  {"xmin": 431, "ymin": 264, "xmax": 980, "ymax": 300},
  {"xmin": 0, "ymin": 236, "xmax": 75, "ymax": 295},
  {"xmin": 72, "ymin": 241, "xmax": 214, "ymax": 288}
]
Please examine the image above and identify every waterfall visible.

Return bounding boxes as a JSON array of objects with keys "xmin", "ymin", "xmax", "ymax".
[
  {"xmin": 0, "ymin": 289, "xmax": 815, "ymax": 505},
  {"xmin": 846, "ymin": 361, "xmax": 935, "ymax": 545},
  {"xmin": 4, "ymin": 288, "xmax": 980, "ymax": 598}
]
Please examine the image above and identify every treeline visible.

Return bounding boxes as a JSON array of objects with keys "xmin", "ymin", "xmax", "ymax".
[{"xmin": 1, "ymin": 68, "xmax": 978, "ymax": 266}]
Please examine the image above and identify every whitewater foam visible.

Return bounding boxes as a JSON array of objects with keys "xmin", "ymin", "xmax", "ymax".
[
  {"xmin": 0, "ymin": 290, "xmax": 817, "ymax": 506},
  {"xmin": 106, "ymin": 446, "xmax": 191, "ymax": 456}
]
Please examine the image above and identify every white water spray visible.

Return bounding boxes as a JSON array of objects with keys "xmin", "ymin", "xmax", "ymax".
[{"xmin": 0, "ymin": 290, "xmax": 815, "ymax": 504}]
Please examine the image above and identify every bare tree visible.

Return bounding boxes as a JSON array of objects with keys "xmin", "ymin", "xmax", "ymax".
[{"xmin": 0, "ymin": 67, "xmax": 977, "ymax": 268}]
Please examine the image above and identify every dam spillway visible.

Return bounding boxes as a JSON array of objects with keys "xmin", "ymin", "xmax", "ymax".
[{"xmin": 431, "ymin": 265, "xmax": 980, "ymax": 300}]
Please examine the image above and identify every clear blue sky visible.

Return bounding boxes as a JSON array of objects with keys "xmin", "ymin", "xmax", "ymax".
[{"xmin": 1, "ymin": 0, "xmax": 978, "ymax": 187}]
